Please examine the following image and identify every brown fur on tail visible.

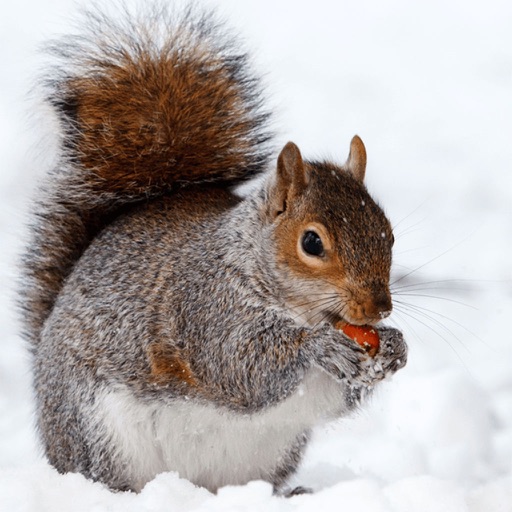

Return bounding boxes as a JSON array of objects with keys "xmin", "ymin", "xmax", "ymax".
[{"xmin": 20, "ymin": 3, "xmax": 273, "ymax": 346}]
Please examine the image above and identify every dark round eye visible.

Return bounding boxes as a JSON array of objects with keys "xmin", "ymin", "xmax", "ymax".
[{"xmin": 301, "ymin": 230, "xmax": 324, "ymax": 257}]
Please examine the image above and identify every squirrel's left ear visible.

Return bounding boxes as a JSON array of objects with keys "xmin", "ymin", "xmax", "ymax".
[
  {"xmin": 345, "ymin": 135, "xmax": 367, "ymax": 182},
  {"xmin": 268, "ymin": 142, "xmax": 309, "ymax": 218}
]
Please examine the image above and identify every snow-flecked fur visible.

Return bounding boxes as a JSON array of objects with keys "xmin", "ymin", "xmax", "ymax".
[
  {"xmin": 20, "ymin": 2, "xmax": 407, "ymax": 494},
  {"xmin": 20, "ymin": 3, "xmax": 272, "ymax": 347}
]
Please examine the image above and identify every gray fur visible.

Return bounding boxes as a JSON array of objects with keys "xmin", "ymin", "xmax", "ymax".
[
  {"xmin": 33, "ymin": 184, "xmax": 407, "ymax": 492},
  {"xmin": 22, "ymin": 3, "xmax": 407, "ymax": 495}
]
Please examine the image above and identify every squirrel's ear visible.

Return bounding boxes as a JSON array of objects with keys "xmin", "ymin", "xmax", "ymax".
[
  {"xmin": 269, "ymin": 142, "xmax": 308, "ymax": 217},
  {"xmin": 345, "ymin": 135, "xmax": 367, "ymax": 182}
]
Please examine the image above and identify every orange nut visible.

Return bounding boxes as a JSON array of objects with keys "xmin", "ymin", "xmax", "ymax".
[{"xmin": 335, "ymin": 321, "xmax": 380, "ymax": 357}]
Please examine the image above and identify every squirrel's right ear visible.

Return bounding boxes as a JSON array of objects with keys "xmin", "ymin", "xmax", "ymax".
[
  {"xmin": 268, "ymin": 142, "xmax": 309, "ymax": 218},
  {"xmin": 345, "ymin": 135, "xmax": 367, "ymax": 182}
]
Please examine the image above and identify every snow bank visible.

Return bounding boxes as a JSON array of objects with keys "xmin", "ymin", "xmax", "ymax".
[{"xmin": 1, "ymin": 466, "xmax": 511, "ymax": 512}]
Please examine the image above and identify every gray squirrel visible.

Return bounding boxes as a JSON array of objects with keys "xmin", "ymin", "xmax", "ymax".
[{"xmin": 19, "ymin": 4, "xmax": 407, "ymax": 494}]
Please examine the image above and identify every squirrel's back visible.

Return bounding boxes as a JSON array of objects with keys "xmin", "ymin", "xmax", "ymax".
[{"xmin": 20, "ymin": 3, "xmax": 272, "ymax": 346}]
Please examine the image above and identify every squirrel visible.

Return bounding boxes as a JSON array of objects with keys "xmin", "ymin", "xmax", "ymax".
[{"xmin": 19, "ymin": 3, "xmax": 407, "ymax": 494}]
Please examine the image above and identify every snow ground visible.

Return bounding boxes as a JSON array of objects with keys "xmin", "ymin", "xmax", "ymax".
[{"xmin": 1, "ymin": 0, "xmax": 511, "ymax": 511}]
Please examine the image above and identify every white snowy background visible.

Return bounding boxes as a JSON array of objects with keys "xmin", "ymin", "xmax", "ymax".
[{"xmin": 1, "ymin": 0, "xmax": 511, "ymax": 510}]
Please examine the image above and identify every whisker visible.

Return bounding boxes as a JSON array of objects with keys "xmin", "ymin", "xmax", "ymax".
[
  {"xmin": 289, "ymin": 298, "xmax": 339, "ymax": 322},
  {"xmin": 393, "ymin": 298, "xmax": 486, "ymax": 349},
  {"xmin": 391, "ymin": 278, "xmax": 477, "ymax": 292},
  {"xmin": 392, "ymin": 291, "xmax": 477, "ymax": 310},
  {"xmin": 390, "ymin": 232, "xmax": 478, "ymax": 287},
  {"xmin": 393, "ymin": 303, "xmax": 471, "ymax": 370},
  {"xmin": 392, "ymin": 197, "xmax": 431, "ymax": 232},
  {"xmin": 393, "ymin": 246, "xmax": 431, "ymax": 257},
  {"xmin": 393, "ymin": 218, "xmax": 427, "ymax": 240},
  {"xmin": 389, "ymin": 310, "xmax": 423, "ymax": 344},
  {"xmin": 288, "ymin": 296, "xmax": 341, "ymax": 327},
  {"xmin": 306, "ymin": 298, "xmax": 344, "ymax": 328},
  {"xmin": 284, "ymin": 294, "xmax": 338, "ymax": 312},
  {"xmin": 394, "ymin": 300, "xmax": 468, "ymax": 352}
]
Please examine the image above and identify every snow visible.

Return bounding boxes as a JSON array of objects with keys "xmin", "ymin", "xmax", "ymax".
[{"xmin": 1, "ymin": 0, "xmax": 511, "ymax": 511}]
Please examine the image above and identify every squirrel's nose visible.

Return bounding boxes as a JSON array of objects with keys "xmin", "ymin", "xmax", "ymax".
[{"xmin": 363, "ymin": 289, "xmax": 392, "ymax": 322}]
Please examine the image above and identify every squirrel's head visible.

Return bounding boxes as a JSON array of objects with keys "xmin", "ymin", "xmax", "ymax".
[{"xmin": 265, "ymin": 136, "xmax": 394, "ymax": 327}]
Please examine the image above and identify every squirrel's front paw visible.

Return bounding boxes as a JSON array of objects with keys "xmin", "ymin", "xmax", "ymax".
[
  {"xmin": 308, "ymin": 324, "xmax": 407, "ymax": 388},
  {"xmin": 373, "ymin": 326, "xmax": 407, "ymax": 377},
  {"xmin": 307, "ymin": 325, "xmax": 372, "ymax": 385},
  {"xmin": 354, "ymin": 327, "xmax": 407, "ymax": 387}
]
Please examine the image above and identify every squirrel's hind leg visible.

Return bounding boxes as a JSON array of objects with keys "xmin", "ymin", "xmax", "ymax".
[
  {"xmin": 270, "ymin": 430, "xmax": 310, "ymax": 495},
  {"xmin": 33, "ymin": 349, "xmax": 135, "ymax": 491}
]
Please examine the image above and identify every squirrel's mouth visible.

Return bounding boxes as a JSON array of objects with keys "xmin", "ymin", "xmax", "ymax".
[
  {"xmin": 324, "ymin": 291, "xmax": 392, "ymax": 326},
  {"xmin": 327, "ymin": 311, "xmax": 345, "ymax": 326},
  {"xmin": 327, "ymin": 310, "xmax": 382, "ymax": 328},
  {"xmin": 291, "ymin": 300, "xmax": 387, "ymax": 328}
]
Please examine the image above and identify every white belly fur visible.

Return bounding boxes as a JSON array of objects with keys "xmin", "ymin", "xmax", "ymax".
[{"xmin": 95, "ymin": 367, "xmax": 346, "ymax": 491}]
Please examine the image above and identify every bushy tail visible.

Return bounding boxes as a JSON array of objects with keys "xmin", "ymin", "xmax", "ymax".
[{"xmin": 20, "ymin": 3, "xmax": 273, "ymax": 346}]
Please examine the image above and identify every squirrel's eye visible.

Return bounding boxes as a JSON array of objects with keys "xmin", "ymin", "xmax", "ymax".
[{"xmin": 301, "ymin": 230, "xmax": 324, "ymax": 257}]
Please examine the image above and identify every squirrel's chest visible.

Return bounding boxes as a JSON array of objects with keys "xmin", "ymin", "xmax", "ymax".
[{"xmin": 95, "ymin": 368, "xmax": 346, "ymax": 491}]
